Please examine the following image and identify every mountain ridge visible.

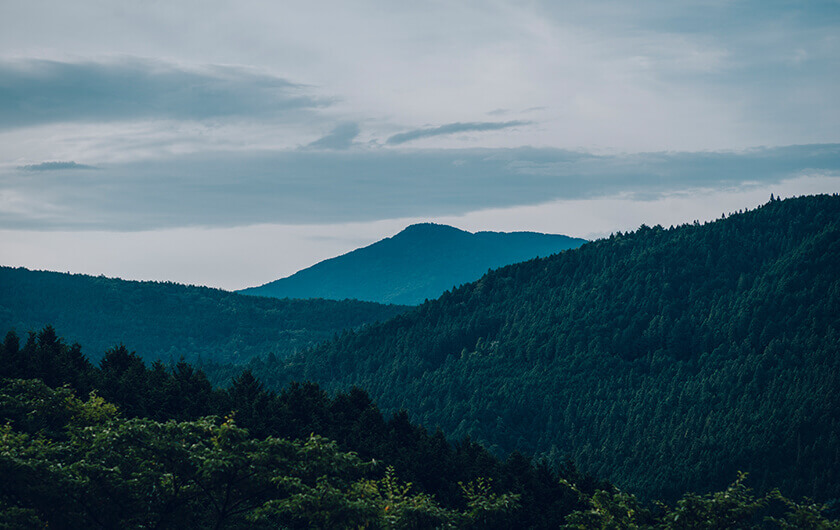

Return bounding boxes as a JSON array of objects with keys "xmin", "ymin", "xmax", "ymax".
[
  {"xmin": 239, "ymin": 223, "xmax": 586, "ymax": 305},
  {"xmin": 0, "ymin": 266, "xmax": 409, "ymax": 364}
]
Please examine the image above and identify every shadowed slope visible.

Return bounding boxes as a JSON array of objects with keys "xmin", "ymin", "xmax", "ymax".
[
  {"xmin": 251, "ymin": 195, "xmax": 840, "ymax": 502},
  {"xmin": 0, "ymin": 267, "xmax": 408, "ymax": 364}
]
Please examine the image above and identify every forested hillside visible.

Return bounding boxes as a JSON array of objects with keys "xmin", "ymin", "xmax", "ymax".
[
  {"xmin": 3, "ymin": 328, "xmax": 836, "ymax": 528},
  {"xmin": 0, "ymin": 267, "xmax": 408, "ymax": 364},
  {"xmin": 249, "ymin": 195, "xmax": 840, "ymax": 503},
  {"xmin": 239, "ymin": 223, "xmax": 585, "ymax": 305},
  {"xmin": 0, "ymin": 327, "xmax": 591, "ymax": 528}
]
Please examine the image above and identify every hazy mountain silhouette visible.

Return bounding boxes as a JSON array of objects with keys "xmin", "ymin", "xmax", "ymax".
[
  {"xmin": 0, "ymin": 267, "xmax": 408, "ymax": 364},
  {"xmin": 239, "ymin": 223, "xmax": 586, "ymax": 305}
]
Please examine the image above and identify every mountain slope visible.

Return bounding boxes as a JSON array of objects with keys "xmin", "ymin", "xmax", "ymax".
[
  {"xmin": 0, "ymin": 267, "xmax": 408, "ymax": 364},
  {"xmin": 252, "ymin": 195, "xmax": 840, "ymax": 502},
  {"xmin": 239, "ymin": 224, "xmax": 586, "ymax": 305}
]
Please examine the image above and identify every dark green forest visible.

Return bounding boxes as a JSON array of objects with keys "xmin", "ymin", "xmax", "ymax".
[
  {"xmin": 2, "ymin": 328, "xmax": 836, "ymax": 528},
  {"xmin": 0, "ymin": 327, "xmax": 586, "ymax": 528},
  {"xmin": 240, "ymin": 223, "xmax": 585, "ymax": 305},
  {"xmin": 0, "ymin": 267, "xmax": 408, "ymax": 364},
  {"xmin": 240, "ymin": 195, "xmax": 840, "ymax": 504}
]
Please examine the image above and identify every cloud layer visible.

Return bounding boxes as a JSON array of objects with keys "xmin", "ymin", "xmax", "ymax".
[
  {"xmin": 2, "ymin": 144, "xmax": 837, "ymax": 230},
  {"xmin": 18, "ymin": 161, "xmax": 96, "ymax": 171},
  {"xmin": 1, "ymin": 1, "xmax": 838, "ymax": 154},
  {"xmin": 305, "ymin": 123, "xmax": 361, "ymax": 150},
  {"xmin": 386, "ymin": 121, "xmax": 531, "ymax": 145},
  {"xmin": 0, "ymin": 58, "xmax": 328, "ymax": 129}
]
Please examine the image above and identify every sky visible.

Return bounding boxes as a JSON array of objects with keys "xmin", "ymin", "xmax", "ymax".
[{"xmin": 1, "ymin": 0, "xmax": 839, "ymax": 290}]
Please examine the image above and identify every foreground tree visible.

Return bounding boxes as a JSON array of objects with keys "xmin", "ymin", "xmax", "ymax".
[
  {"xmin": 0, "ymin": 378, "xmax": 517, "ymax": 529},
  {"xmin": 561, "ymin": 472, "xmax": 839, "ymax": 529}
]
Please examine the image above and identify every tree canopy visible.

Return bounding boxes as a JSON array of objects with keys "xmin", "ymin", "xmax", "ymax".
[{"xmin": 243, "ymin": 195, "xmax": 840, "ymax": 502}]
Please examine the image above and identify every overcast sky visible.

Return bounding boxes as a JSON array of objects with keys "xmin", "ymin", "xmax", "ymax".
[{"xmin": 1, "ymin": 1, "xmax": 839, "ymax": 289}]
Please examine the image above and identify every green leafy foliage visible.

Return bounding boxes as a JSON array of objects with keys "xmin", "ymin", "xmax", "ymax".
[
  {"xmin": 0, "ymin": 266, "xmax": 409, "ymax": 364},
  {"xmin": 458, "ymin": 477, "xmax": 521, "ymax": 527},
  {"xmin": 247, "ymin": 195, "xmax": 840, "ymax": 501},
  {"xmin": 659, "ymin": 472, "xmax": 768, "ymax": 529},
  {"xmin": 0, "ymin": 378, "xmax": 518, "ymax": 529},
  {"xmin": 1, "ymin": 328, "xmax": 593, "ymax": 528},
  {"xmin": 562, "ymin": 472, "xmax": 840, "ymax": 529},
  {"xmin": 2, "ymin": 374, "xmax": 835, "ymax": 528}
]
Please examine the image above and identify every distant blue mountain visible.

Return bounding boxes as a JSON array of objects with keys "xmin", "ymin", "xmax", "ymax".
[{"xmin": 239, "ymin": 224, "xmax": 586, "ymax": 305}]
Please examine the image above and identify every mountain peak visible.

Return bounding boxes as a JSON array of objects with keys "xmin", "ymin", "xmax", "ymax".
[
  {"xmin": 397, "ymin": 223, "xmax": 469, "ymax": 236},
  {"xmin": 240, "ymin": 225, "xmax": 586, "ymax": 305}
]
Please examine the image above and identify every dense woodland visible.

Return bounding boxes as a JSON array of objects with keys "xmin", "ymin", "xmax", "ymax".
[
  {"xmin": 238, "ymin": 195, "xmax": 840, "ymax": 504},
  {"xmin": 0, "ymin": 327, "xmax": 584, "ymax": 528},
  {"xmin": 240, "ymin": 223, "xmax": 585, "ymax": 305},
  {"xmin": 0, "ymin": 267, "xmax": 408, "ymax": 364},
  {"xmin": 1, "ymin": 328, "xmax": 836, "ymax": 528}
]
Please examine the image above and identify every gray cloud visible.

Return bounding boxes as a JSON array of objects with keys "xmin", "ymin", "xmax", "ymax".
[
  {"xmin": 0, "ymin": 58, "xmax": 330, "ymax": 129},
  {"xmin": 19, "ymin": 161, "xmax": 96, "ymax": 171},
  {"xmin": 305, "ymin": 122, "xmax": 360, "ymax": 150},
  {"xmin": 1, "ymin": 144, "xmax": 837, "ymax": 231},
  {"xmin": 1, "ymin": 2, "xmax": 838, "ymax": 153},
  {"xmin": 386, "ymin": 121, "xmax": 532, "ymax": 145}
]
